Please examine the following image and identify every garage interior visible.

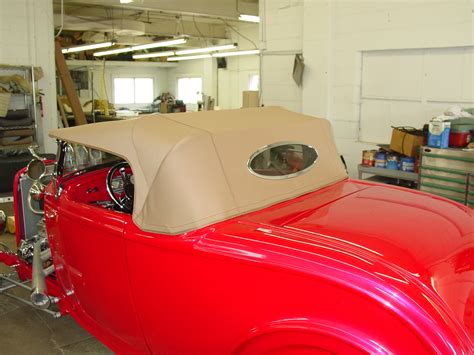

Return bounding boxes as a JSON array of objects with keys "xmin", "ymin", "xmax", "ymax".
[{"xmin": 0, "ymin": 0, "xmax": 473, "ymax": 353}]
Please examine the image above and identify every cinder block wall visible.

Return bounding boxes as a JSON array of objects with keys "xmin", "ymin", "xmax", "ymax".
[{"xmin": 260, "ymin": 0, "xmax": 473, "ymax": 177}]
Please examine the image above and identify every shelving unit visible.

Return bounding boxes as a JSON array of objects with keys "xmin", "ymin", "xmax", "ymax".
[
  {"xmin": 0, "ymin": 65, "xmax": 38, "ymax": 151},
  {"xmin": 0, "ymin": 65, "xmax": 39, "ymax": 193}
]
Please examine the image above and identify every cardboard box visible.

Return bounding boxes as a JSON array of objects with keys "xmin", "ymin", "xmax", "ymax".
[
  {"xmin": 159, "ymin": 102, "xmax": 168, "ymax": 113},
  {"xmin": 389, "ymin": 127, "xmax": 425, "ymax": 157},
  {"xmin": 242, "ymin": 91, "xmax": 259, "ymax": 108}
]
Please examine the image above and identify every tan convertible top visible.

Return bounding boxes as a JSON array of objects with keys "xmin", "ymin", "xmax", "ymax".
[{"xmin": 49, "ymin": 107, "xmax": 347, "ymax": 234}]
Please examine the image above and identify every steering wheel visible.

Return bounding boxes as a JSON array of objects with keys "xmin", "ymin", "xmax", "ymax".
[{"xmin": 106, "ymin": 162, "xmax": 134, "ymax": 213}]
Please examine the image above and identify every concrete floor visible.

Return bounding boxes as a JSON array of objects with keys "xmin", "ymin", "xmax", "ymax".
[{"xmin": 0, "ymin": 202, "xmax": 112, "ymax": 354}]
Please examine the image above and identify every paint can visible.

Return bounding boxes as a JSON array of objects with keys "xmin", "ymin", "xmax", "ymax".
[
  {"xmin": 362, "ymin": 150, "xmax": 376, "ymax": 166},
  {"xmin": 400, "ymin": 156, "xmax": 415, "ymax": 172},
  {"xmin": 386, "ymin": 153, "xmax": 400, "ymax": 170},
  {"xmin": 374, "ymin": 151, "xmax": 387, "ymax": 168}
]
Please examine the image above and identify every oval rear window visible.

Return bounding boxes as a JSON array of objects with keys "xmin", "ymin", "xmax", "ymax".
[{"xmin": 248, "ymin": 142, "xmax": 318, "ymax": 179}]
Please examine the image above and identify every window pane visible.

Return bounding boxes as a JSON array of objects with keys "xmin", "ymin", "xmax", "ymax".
[
  {"xmin": 248, "ymin": 143, "xmax": 318, "ymax": 179},
  {"xmin": 178, "ymin": 77, "xmax": 202, "ymax": 104},
  {"xmin": 114, "ymin": 78, "xmax": 134, "ymax": 104},
  {"xmin": 134, "ymin": 78, "xmax": 154, "ymax": 104},
  {"xmin": 249, "ymin": 74, "xmax": 259, "ymax": 90}
]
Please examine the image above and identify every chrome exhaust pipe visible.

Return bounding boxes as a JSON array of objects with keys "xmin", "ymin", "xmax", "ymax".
[
  {"xmin": 43, "ymin": 264, "xmax": 55, "ymax": 277},
  {"xmin": 30, "ymin": 241, "xmax": 50, "ymax": 309},
  {"xmin": 40, "ymin": 248, "xmax": 51, "ymax": 261}
]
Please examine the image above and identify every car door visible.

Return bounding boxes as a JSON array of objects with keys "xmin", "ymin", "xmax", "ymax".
[{"xmin": 53, "ymin": 187, "xmax": 149, "ymax": 352}]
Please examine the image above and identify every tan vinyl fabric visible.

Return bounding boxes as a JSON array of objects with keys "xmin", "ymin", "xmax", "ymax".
[{"xmin": 49, "ymin": 107, "xmax": 347, "ymax": 234}]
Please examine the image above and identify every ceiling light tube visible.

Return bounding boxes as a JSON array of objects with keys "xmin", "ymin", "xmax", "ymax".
[
  {"xmin": 238, "ymin": 14, "xmax": 260, "ymax": 23},
  {"xmin": 212, "ymin": 49, "xmax": 260, "ymax": 57},
  {"xmin": 62, "ymin": 41, "xmax": 114, "ymax": 54},
  {"xmin": 94, "ymin": 47, "xmax": 134, "ymax": 57},
  {"xmin": 94, "ymin": 37, "xmax": 188, "ymax": 57},
  {"xmin": 175, "ymin": 43, "xmax": 236, "ymax": 56},
  {"xmin": 131, "ymin": 38, "xmax": 187, "ymax": 51},
  {"xmin": 167, "ymin": 54, "xmax": 212, "ymax": 61},
  {"xmin": 133, "ymin": 51, "xmax": 175, "ymax": 59}
]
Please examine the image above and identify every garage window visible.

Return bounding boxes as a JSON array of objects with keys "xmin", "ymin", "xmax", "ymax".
[
  {"xmin": 114, "ymin": 77, "xmax": 154, "ymax": 104},
  {"xmin": 249, "ymin": 74, "xmax": 259, "ymax": 90},
  {"xmin": 177, "ymin": 77, "xmax": 203, "ymax": 104}
]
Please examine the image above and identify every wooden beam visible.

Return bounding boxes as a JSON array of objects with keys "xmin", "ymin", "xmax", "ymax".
[{"xmin": 54, "ymin": 40, "xmax": 87, "ymax": 126}]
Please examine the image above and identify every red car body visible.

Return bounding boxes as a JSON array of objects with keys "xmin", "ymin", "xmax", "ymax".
[
  {"xmin": 1, "ymin": 108, "xmax": 473, "ymax": 354},
  {"xmin": 8, "ymin": 168, "xmax": 465, "ymax": 354}
]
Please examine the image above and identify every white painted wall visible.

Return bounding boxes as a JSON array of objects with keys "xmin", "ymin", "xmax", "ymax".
[
  {"xmin": 218, "ymin": 55, "xmax": 259, "ymax": 108},
  {"xmin": 218, "ymin": 22, "xmax": 260, "ymax": 109},
  {"xmin": 360, "ymin": 47, "xmax": 474, "ymax": 144},
  {"xmin": 0, "ymin": 0, "xmax": 57, "ymax": 153},
  {"xmin": 261, "ymin": 0, "xmax": 474, "ymax": 177},
  {"xmin": 168, "ymin": 22, "xmax": 260, "ymax": 110},
  {"xmin": 259, "ymin": 0, "xmax": 304, "ymax": 113}
]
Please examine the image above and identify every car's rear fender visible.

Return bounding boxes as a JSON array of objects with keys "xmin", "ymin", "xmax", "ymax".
[{"xmin": 232, "ymin": 318, "xmax": 389, "ymax": 354}]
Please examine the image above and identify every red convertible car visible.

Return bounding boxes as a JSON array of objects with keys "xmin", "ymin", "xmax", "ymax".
[{"xmin": 0, "ymin": 107, "xmax": 472, "ymax": 354}]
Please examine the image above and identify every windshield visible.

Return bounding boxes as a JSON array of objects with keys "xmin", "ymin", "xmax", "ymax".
[{"xmin": 59, "ymin": 142, "xmax": 122, "ymax": 177}]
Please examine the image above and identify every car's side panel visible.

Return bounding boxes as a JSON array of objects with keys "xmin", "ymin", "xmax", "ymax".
[
  {"xmin": 233, "ymin": 320, "xmax": 374, "ymax": 355},
  {"xmin": 123, "ymin": 220, "xmax": 433, "ymax": 354},
  {"xmin": 44, "ymin": 170, "xmax": 149, "ymax": 353}
]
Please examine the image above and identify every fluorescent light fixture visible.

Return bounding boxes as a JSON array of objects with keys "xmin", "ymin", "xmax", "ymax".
[
  {"xmin": 166, "ymin": 50, "xmax": 260, "ymax": 61},
  {"xmin": 239, "ymin": 14, "xmax": 260, "ymax": 23},
  {"xmin": 94, "ymin": 47, "xmax": 134, "ymax": 57},
  {"xmin": 175, "ymin": 43, "xmax": 236, "ymax": 56},
  {"xmin": 94, "ymin": 37, "xmax": 187, "ymax": 57},
  {"xmin": 213, "ymin": 49, "xmax": 260, "ymax": 57},
  {"xmin": 131, "ymin": 38, "xmax": 187, "ymax": 51},
  {"xmin": 168, "ymin": 54, "xmax": 212, "ymax": 61},
  {"xmin": 62, "ymin": 41, "xmax": 114, "ymax": 54},
  {"xmin": 120, "ymin": 0, "xmax": 134, "ymax": 3},
  {"xmin": 133, "ymin": 51, "xmax": 175, "ymax": 59}
]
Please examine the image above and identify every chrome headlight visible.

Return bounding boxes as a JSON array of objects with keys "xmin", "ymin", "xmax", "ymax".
[{"xmin": 26, "ymin": 159, "xmax": 46, "ymax": 181}]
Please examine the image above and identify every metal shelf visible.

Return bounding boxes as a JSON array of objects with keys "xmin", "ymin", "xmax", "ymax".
[
  {"xmin": 0, "ymin": 65, "xmax": 35, "ymax": 71},
  {"xmin": 0, "ymin": 143, "xmax": 34, "ymax": 152},
  {"xmin": 0, "ymin": 125, "xmax": 35, "ymax": 131},
  {"xmin": 357, "ymin": 164, "xmax": 419, "ymax": 182}
]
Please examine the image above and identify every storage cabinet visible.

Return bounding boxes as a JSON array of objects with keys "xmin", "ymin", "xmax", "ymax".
[{"xmin": 419, "ymin": 146, "xmax": 474, "ymax": 207}]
